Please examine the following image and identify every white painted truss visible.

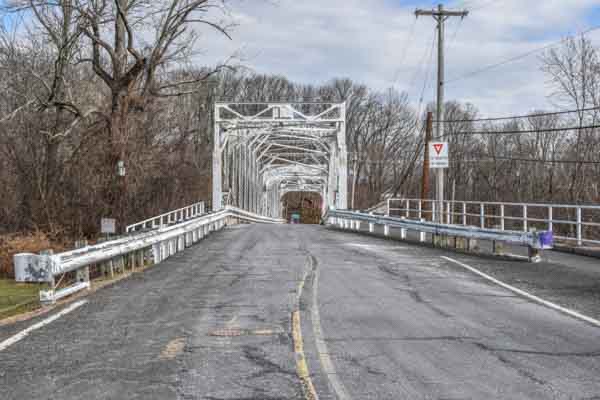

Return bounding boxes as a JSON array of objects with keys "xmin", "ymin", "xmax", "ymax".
[{"xmin": 213, "ymin": 102, "xmax": 347, "ymax": 218}]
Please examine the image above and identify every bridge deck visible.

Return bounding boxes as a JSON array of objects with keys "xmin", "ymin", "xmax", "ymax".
[{"xmin": 1, "ymin": 224, "xmax": 599, "ymax": 399}]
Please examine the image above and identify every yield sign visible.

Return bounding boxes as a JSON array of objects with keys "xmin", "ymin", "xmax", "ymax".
[{"xmin": 429, "ymin": 141, "xmax": 449, "ymax": 169}]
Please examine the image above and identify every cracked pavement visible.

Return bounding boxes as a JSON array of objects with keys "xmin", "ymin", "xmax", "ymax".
[{"xmin": 1, "ymin": 223, "xmax": 600, "ymax": 399}]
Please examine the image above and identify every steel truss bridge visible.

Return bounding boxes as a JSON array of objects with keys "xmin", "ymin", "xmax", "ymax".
[{"xmin": 212, "ymin": 102, "xmax": 348, "ymax": 217}]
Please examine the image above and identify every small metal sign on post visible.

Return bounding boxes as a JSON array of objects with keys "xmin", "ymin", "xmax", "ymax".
[
  {"xmin": 429, "ymin": 141, "xmax": 449, "ymax": 169},
  {"xmin": 101, "ymin": 218, "xmax": 116, "ymax": 239}
]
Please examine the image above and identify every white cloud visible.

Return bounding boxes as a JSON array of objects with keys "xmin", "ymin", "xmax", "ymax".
[{"xmin": 196, "ymin": 0, "xmax": 600, "ymax": 117}]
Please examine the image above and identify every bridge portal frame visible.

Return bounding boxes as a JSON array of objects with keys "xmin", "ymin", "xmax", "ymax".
[{"xmin": 212, "ymin": 102, "xmax": 347, "ymax": 218}]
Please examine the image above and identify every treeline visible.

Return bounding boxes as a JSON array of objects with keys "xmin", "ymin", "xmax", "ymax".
[
  {"xmin": 0, "ymin": 1, "xmax": 422, "ymax": 236},
  {"xmin": 1, "ymin": 0, "xmax": 598, "ymax": 241}
]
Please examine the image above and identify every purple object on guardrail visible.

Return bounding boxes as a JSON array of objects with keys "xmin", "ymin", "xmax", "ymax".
[{"xmin": 534, "ymin": 231, "xmax": 554, "ymax": 250}]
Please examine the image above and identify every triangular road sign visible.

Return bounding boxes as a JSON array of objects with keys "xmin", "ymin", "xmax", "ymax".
[{"xmin": 429, "ymin": 141, "xmax": 449, "ymax": 169}]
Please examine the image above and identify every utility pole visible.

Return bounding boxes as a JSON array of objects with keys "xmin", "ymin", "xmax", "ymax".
[
  {"xmin": 421, "ymin": 112, "xmax": 433, "ymax": 216},
  {"xmin": 415, "ymin": 4, "xmax": 468, "ymax": 223}
]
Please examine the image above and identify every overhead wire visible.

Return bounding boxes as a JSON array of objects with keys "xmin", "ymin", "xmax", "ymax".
[
  {"xmin": 408, "ymin": 26, "xmax": 437, "ymax": 92},
  {"xmin": 438, "ymin": 105, "xmax": 600, "ymax": 123},
  {"xmin": 390, "ymin": 17, "xmax": 418, "ymax": 88},
  {"xmin": 469, "ymin": 156, "xmax": 600, "ymax": 165},
  {"xmin": 447, "ymin": 17, "xmax": 464, "ymax": 49},
  {"xmin": 441, "ymin": 123, "xmax": 600, "ymax": 137},
  {"xmin": 414, "ymin": 26, "xmax": 438, "ymax": 119},
  {"xmin": 468, "ymin": 0, "xmax": 500, "ymax": 13},
  {"xmin": 446, "ymin": 23, "xmax": 600, "ymax": 85}
]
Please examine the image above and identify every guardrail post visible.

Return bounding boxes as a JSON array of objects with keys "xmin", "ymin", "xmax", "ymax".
[
  {"xmin": 577, "ymin": 207, "xmax": 582, "ymax": 246},
  {"xmin": 480, "ymin": 203, "xmax": 485, "ymax": 228},
  {"xmin": 523, "ymin": 205, "xmax": 528, "ymax": 232},
  {"xmin": 384, "ymin": 224, "xmax": 390, "ymax": 236},
  {"xmin": 419, "ymin": 219, "xmax": 426, "ymax": 242},
  {"xmin": 369, "ymin": 212, "xmax": 374, "ymax": 233},
  {"xmin": 500, "ymin": 204, "xmax": 505, "ymax": 231},
  {"xmin": 548, "ymin": 206, "xmax": 553, "ymax": 233},
  {"xmin": 400, "ymin": 217, "xmax": 407, "ymax": 239},
  {"xmin": 135, "ymin": 250, "xmax": 141, "ymax": 270},
  {"xmin": 152, "ymin": 243, "xmax": 161, "ymax": 264},
  {"xmin": 462, "ymin": 202, "xmax": 467, "ymax": 226},
  {"xmin": 355, "ymin": 220, "xmax": 361, "ymax": 230}
]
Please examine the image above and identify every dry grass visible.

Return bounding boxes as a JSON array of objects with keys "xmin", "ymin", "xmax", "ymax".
[
  {"xmin": 0, "ymin": 279, "xmax": 45, "ymax": 319},
  {"xmin": 0, "ymin": 231, "xmax": 70, "ymax": 279}
]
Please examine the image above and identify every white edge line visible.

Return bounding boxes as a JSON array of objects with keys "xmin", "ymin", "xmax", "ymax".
[
  {"xmin": 311, "ymin": 260, "xmax": 353, "ymax": 400},
  {"xmin": 441, "ymin": 256, "xmax": 600, "ymax": 328},
  {"xmin": 0, "ymin": 300, "xmax": 88, "ymax": 352}
]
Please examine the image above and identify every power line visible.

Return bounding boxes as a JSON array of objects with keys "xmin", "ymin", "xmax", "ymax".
[
  {"xmin": 390, "ymin": 17, "xmax": 418, "ymax": 87},
  {"xmin": 446, "ymin": 23, "xmax": 600, "ymax": 85},
  {"xmin": 408, "ymin": 27, "xmax": 437, "ymax": 92},
  {"xmin": 442, "ymin": 123, "xmax": 600, "ymax": 137},
  {"xmin": 471, "ymin": 156, "xmax": 600, "ymax": 165},
  {"xmin": 447, "ymin": 17, "xmax": 464, "ymax": 49},
  {"xmin": 438, "ymin": 105, "xmax": 600, "ymax": 123},
  {"xmin": 416, "ymin": 29, "xmax": 438, "ymax": 117},
  {"xmin": 468, "ymin": 0, "xmax": 500, "ymax": 12}
]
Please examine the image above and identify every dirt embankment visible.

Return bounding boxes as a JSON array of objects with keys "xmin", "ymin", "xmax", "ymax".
[{"xmin": 0, "ymin": 232, "xmax": 66, "ymax": 279}]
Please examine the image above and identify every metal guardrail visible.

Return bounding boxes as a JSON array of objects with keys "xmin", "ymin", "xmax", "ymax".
[
  {"xmin": 324, "ymin": 209, "xmax": 553, "ymax": 261},
  {"xmin": 126, "ymin": 201, "xmax": 206, "ymax": 233},
  {"xmin": 14, "ymin": 207, "xmax": 284, "ymax": 303},
  {"xmin": 387, "ymin": 198, "xmax": 600, "ymax": 246}
]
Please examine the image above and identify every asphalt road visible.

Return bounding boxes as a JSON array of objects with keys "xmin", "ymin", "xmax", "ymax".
[{"xmin": 1, "ymin": 224, "xmax": 600, "ymax": 399}]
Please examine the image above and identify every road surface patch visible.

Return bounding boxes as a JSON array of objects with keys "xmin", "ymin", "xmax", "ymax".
[
  {"xmin": 209, "ymin": 328, "xmax": 284, "ymax": 337},
  {"xmin": 442, "ymin": 256, "xmax": 600, "ymax": 328},
  {"xmin": 159, "ymin": 337, "xmax": 185, "ymax": 360}
]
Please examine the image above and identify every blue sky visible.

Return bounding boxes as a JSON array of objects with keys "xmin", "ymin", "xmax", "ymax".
[{"xmin": 197, "ymin": 0, "xmax": 600, "ymax": 117}]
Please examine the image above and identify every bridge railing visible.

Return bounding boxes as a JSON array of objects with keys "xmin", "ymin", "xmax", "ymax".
[
  {"xmin": 387, "ymin": 199, "xmax": 600, "ymax": 246},
  {"xmin": 126, "ymin": 201, "xmax": 206, "ymax": 233},
  {"xmin": 14, "ymin": 207, "xmax": 284, "ymax": 304},
  {"xmin": 325, "ymin": 208, "xmax": 553, "ymax": 262}
]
